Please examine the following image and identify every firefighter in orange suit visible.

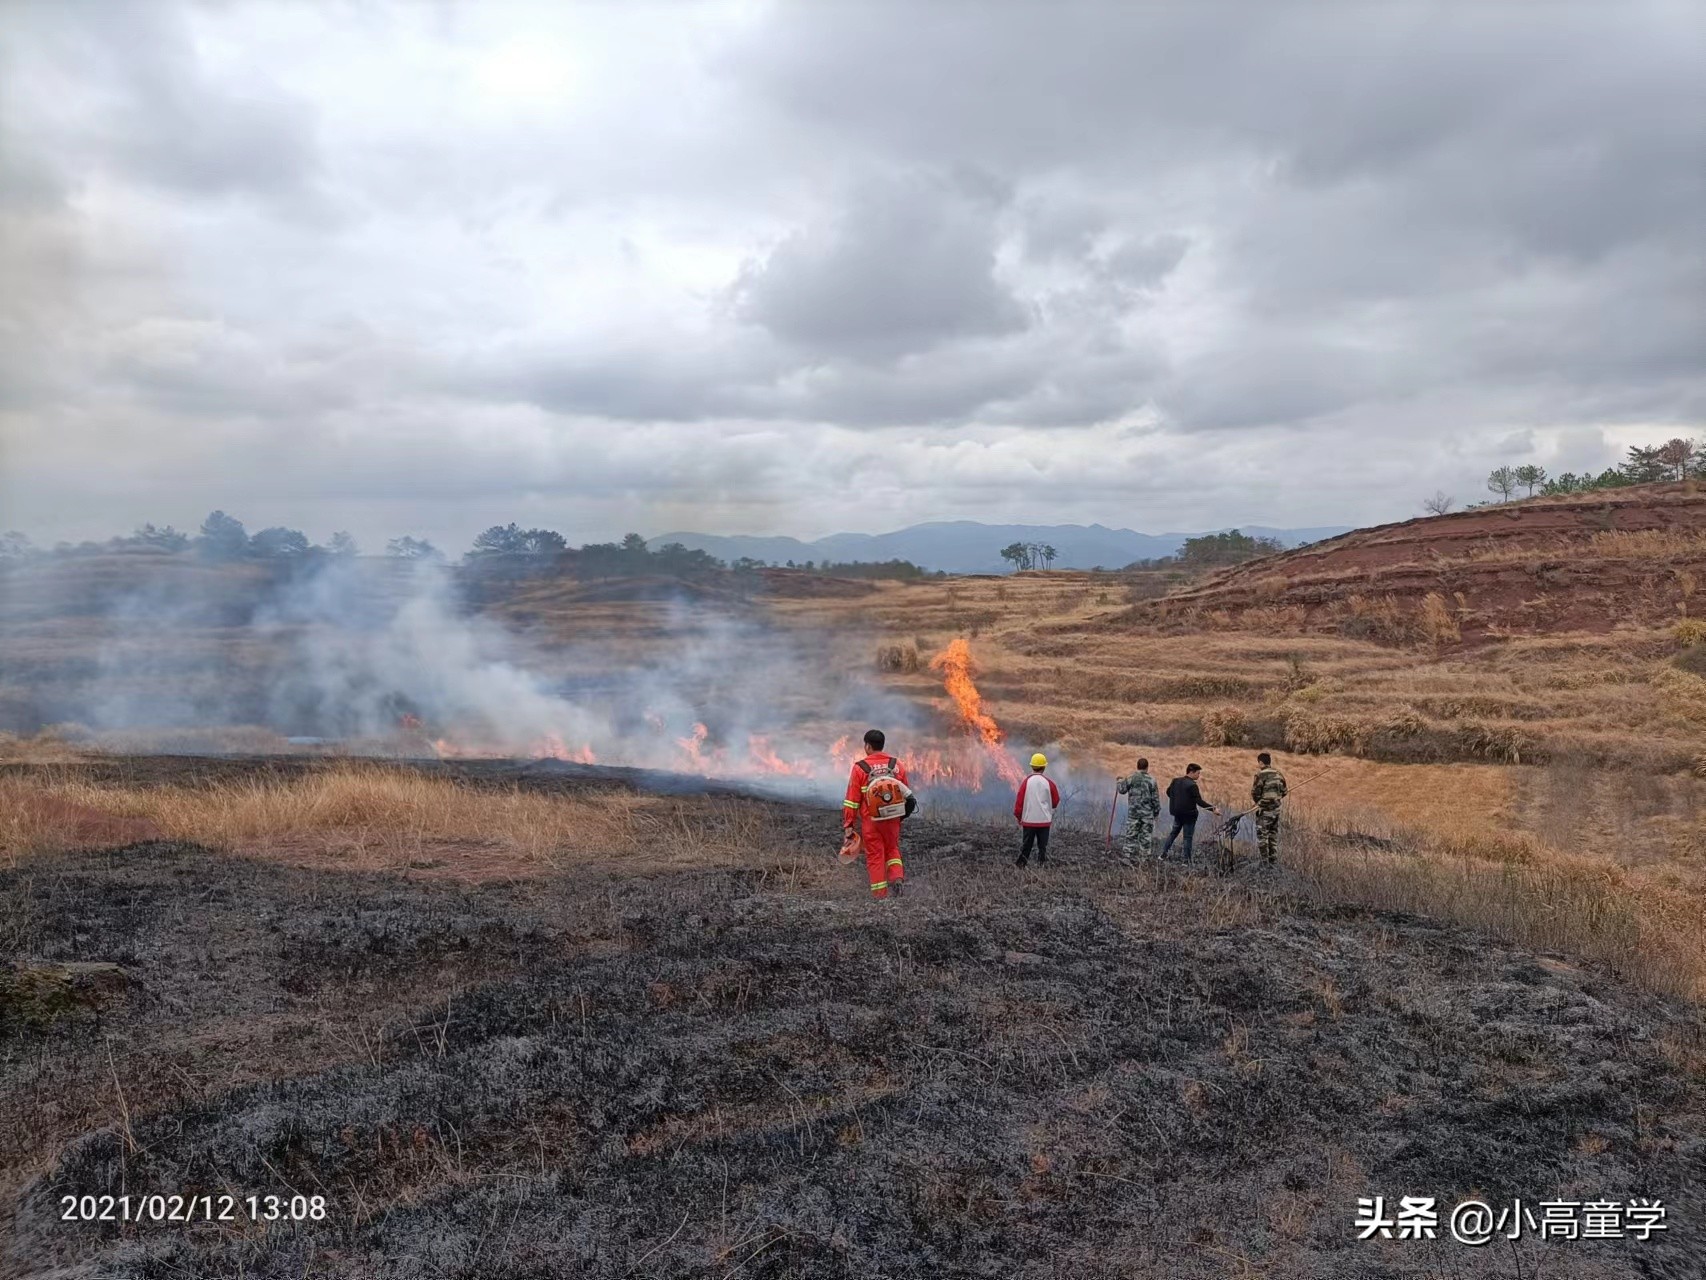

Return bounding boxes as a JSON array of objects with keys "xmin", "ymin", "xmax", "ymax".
[{"xmin": 843, "ymin": 728, "xmax": 916, "ymax": 899}]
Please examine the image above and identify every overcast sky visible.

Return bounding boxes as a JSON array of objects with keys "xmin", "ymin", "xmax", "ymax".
[{"xmin": 2, "ymin": 0, "xmax": 1701, "ymax": 552}]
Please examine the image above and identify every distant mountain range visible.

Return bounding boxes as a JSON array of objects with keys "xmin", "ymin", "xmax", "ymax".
[{"xmin": 648, "ymin": 521, "xmax": 1353, "ymax": 575}]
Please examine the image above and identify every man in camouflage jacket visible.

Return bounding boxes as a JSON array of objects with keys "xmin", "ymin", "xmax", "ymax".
[
  {"xmin": 1251, "ymin": 751, "xmax": 1288, "ymax": 864},
  {"xmin": 1115, "ymin": 757, "xmax": 1160, "ymax": 866}
]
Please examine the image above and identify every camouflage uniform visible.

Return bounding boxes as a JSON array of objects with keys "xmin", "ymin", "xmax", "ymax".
[
  {"xmin": 1251, "ymin": 766, "xmax": 1288, "ymax": 864},
  {"xmin": 1115, "ymin": 770, "xmax": 1161, "ymax": 865}
]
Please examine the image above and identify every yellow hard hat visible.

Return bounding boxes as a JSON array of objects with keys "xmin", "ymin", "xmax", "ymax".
[{"xmin": 1030, "ymin": 753, "xmax": 1048, "ymax": 769}]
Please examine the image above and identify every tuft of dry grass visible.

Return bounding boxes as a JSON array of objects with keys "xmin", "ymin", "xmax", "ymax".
[
  {"xmin": 0, "ymin": 767, "xmax": 779, "ymax": 878},
  {"xmin": 1198, "ymin": 705, "xmax": 1248, "ymax": 747},
  {"xmin": 0, "ymin": 732, "xmax": 85, "ymax": 765},
  {"xmin": 1284, "ymin": 820, "xmax": 1706, "ymax": 1002},
  {"xmin": 1417, "ymin": 591, "xmax": 1461, "ymax": 648},
  {"xmin": 1585, "ymin": 528, "xmax": 1706, "ymax": 559}
]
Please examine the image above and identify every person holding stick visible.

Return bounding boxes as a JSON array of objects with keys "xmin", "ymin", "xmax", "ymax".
[{"xmin": 1250, "ymin": 751, "xmax": 1289, "ymax": 865}]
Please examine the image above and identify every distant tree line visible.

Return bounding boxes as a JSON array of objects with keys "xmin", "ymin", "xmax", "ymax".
[
  {"xmin": 1422, "ymin": 437, "xmax": 1703, "ymax": 515},
  {"xmin": 801, "ymin": 559, "xmax": 936, "ymax": 580},
  {"xmin": 1176, "ymin": 530, "xmax": 1286, "ymax": 568},
  {"xmin": 0, "ymin": 510, "xmax": 375, "ymax": 564},
  {"xmin": 1121, "ymin": 529, "xmax": 1288, "ymax": 572},
  {"xmin": 0, "ymin": 513, "xmax": 932, "ymax": 583},
  {"xmin": 464, "ymin": 525, "xmax": 933, "ymax": 581}
]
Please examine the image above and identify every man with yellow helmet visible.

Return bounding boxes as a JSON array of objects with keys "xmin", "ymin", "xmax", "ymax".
[{"xmin": 1013, "ymin": 752, "xmax": 1060, "ymax": 867}]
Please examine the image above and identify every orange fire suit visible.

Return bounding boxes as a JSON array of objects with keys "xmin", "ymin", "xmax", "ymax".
[{"xmin": 843, "ymin": 752, "xmax": 911, "ymax": 898}]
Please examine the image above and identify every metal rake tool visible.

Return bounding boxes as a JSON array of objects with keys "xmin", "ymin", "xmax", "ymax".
[{"xmin": 1205, "ymin": 808, "xmax": 1252, "ymax": 875}]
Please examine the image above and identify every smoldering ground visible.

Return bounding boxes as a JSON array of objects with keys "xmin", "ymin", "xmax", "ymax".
[
  {"xmin": 0, "ymin": 552, "xmax": 982, "ymax": 800},
  {"xmin": 2, "ymin": 784, "xmax": 1702, "ymax": 1280}
]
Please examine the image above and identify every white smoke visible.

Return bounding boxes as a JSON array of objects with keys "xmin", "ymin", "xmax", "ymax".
[
  {"xmin": 256, "ymin": 559, "xmax": 616, "ymax": 749},
  {"xmin": 2, "ymin": 550, "xmax": 1060, "ymax": 808}
]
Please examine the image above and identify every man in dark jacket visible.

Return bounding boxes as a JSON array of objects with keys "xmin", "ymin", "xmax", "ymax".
[{"xmin": 1160, "ymin": 763, "xmax": 1217, "ymax": 862}]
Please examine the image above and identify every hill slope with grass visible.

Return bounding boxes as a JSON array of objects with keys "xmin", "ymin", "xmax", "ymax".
[{"xmin": 1141, "ymin": 482, "xmax": 1706, "ymax": 644}]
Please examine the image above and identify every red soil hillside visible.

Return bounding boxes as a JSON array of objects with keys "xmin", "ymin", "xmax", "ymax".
[{"xmin": 1146, "ymin": 482, "xmax": 1706, "ymax": 643}]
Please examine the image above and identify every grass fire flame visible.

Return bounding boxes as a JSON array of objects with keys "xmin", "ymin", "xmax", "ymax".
[{"xmin": 429, "ymin": 638, "xmax": 1033, "ymax": 797}]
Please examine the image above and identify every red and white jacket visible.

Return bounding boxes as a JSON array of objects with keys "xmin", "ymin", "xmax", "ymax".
[{"xmin": 1014, "ymin": 773, "xmax": 1061, "ymax": 827}]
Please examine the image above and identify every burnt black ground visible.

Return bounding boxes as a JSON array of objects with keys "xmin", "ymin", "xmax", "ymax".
[{"xmin": 1, "ymin": 790, "xmax": 1702, "ymax": 1278}]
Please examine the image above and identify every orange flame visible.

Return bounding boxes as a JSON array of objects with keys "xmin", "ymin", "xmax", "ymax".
[
  {"xmin": 425, "ymin": 659, "xmax": 1038, "ymax": 795},
  {"xmin": 748, "ymin": 734, "xmax": 816, "ymax": 777},
  {"xmin": 929, "ymin": 637, "xmax": 1025, "ymax": 787},
  {"xmin": 909, "ymin": 746, "xmax": 990, "ymax": 790},
  {"xmin": 536, "ymin": 733, "xmax": 597, "ymax": 764},
  {"xmin": 677, "ymin": 722, "xmax": 720, "ymax": 770}
]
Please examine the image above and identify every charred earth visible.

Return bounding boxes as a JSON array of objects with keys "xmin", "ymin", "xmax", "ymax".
[{"xmin": 1, "ymin": 759, "xmax": 1702, "ymax": 1279}]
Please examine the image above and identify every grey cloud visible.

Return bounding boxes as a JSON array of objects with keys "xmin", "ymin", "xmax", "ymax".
[
  {"xmin": 1, "ymin": 0, "xmax": 1701, "ymax": 549},
  {"xmin": 733, "ymin": 0, "xmax": 1702, "ymax": 428},
  {"xmin": 3, "ymin": 2, "xmax": 323, "ymax": 210},
  {"xmin": 737, "ymin": 343, "xmax": 1046, "ymax": 428},
  {"xmin": 1020, "ymin": 197, "xmax": 1106, "ymax": 263},
  {"xmin": 110, "ymin": 76, "xmax": 320, "ymax": 207},
  {"xmin": 1159, "ymin": 334, "xmax": 1382, "ymax": 432},
  {"xmin": 452, "ymin": 329, "xmax": 782, "ymax": 423},
  {"xmin": 1099, "ymin": 234, "xmax": 1190, "ymax": 290},
  {"xmin": 738, "ymin": 3, "xmax": 1696, "ymax": 194},
  {"xmin": 460, "ymin": 315, "xmax": 1165, "ymax": 432},
  {"xmin": 733, "ymin": 171, "xmax": 1030, "ymax": 358}
]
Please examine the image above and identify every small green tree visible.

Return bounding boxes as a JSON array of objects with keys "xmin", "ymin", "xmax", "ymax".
[
  {"xmin": 1622, "ymin": 445, "xmax": 1668, "ymax": 484},
  {"xmin": 519, "ymin": 528, "xmax": 566, "ymax": 556},
  {"xmin": 1486, "ymin": 467, "xmax": 1518, "ymax": 503},
  {"xmin": 249, "ymin": 527, "xmax": 311, "ymax": 558},
  {"xmin": 197, "ymin": 510, "xmax": 250, "ymax": 560},
  {"xmin": 1657, "ymin": 438, "xmax": 1698, "ymax": 481},
  {"xmin": 129, "ymin": 523, "xmax": 190, "ymax": 551},
  {"xmin": 468, "ymin": 524, "xmax": 526, "ymax": 556},
  {"xmin": 387, "ymin": 535, "xmax": 442, "ymax": 560},
  {"xmin": 1512, "ymin": 464, "xmax": 1547, "ymax": 496}
]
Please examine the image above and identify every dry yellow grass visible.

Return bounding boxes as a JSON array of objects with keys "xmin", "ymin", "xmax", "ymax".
[
  {"xmin": 1284, "ymin": 824, "xmax": 1706, "ymax": 1002},
  {"xmin": 1432, "ymin": 526, "xmax": 1706, "ymax": 565},
  {"xmin": 772, "ymin": 569, "xmax": 1706, "ymax": 998},
  {"xmin": 777, "ymin": 568, "xmax": 1702, "ymax": 771},
  {"xmin": 0, "ymin": 732, "xmax": 85, "ymax": 764},
  {"xmin": 0, "ymin": 767, "xmax": 776, "ymax": 879}
]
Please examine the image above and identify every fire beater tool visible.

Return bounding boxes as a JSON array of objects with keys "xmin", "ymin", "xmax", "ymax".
[{"xmin": 1205, "ymin": 759, "xmax": 1346, "ymax": 872}]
